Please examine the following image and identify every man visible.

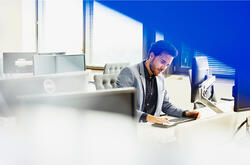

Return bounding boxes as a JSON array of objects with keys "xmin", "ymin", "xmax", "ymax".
[{"xmin": 116, "ymin": 40, "xmax": 200, "ymax": 124}]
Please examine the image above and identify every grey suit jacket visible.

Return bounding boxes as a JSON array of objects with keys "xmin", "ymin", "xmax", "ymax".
[{"xmin": 116, "ymin": 62, "xmax": 185, "ymax": 121}]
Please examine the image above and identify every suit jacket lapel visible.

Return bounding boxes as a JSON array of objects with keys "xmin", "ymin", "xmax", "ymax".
[
  {"xmin": 155, "ymin": 75, "xmax": 164, "ymax": 115},
  {"xmin": 156, "ymin": 76, "xmax": 162, "ymax": 96},
  {"xmin": 138, "ymin": 62, "xmax": 146, "ymax": 94}
]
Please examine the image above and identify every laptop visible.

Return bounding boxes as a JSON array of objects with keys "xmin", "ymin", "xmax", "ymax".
[{"xmin": 152, "ymin": 116, "xmax": 196, "ymax": 128}]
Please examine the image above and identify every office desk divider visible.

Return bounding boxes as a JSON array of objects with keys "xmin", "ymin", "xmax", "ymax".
[{"xmin": 17, "ymin": 88, "xmax": 136, "ymax": 118}]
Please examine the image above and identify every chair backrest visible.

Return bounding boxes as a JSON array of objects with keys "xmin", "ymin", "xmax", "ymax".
[
  {"xmin": 103, "ymin": 63, "xmax": 129, "ymax": 74},
  {"xmin": 94, "ymin": 74, "xmax": 118, "ymax": 90}
]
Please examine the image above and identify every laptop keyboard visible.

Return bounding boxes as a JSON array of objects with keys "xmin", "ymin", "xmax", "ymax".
[
  {"xmin": 152, "ymin": 117, "xmax": 195, "ymax": 128},
  {"xmin": 168, "ymin": 117, "xmax": 195, "ymax": 124}
]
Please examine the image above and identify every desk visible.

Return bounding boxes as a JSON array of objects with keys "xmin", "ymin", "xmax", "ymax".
[
  {"xmin": 137, "ymin": 101, "xmax": 235, "ymax": 145},
  {"xmin": 137, "ymin": 122, "xmax": 176, "ymax": 145},
  {"xmin": 197, "ymin": 100, "xmax": 234, "ymax": 119}
]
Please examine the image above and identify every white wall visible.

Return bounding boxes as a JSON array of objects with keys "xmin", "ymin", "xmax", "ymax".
[
  {"xmin": 0, "ymin": 0, "xmax": 36, "ymax": 75},
  {"xmin": 22, "ymin": 0, "xmax": 36, "ymax": 52},
  {"xmin": 0, "ymin": 0, "xmax": 23, "ymax": 54}
]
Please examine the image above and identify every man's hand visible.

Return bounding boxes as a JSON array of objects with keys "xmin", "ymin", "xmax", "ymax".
[
  {"xmin": 146, "ymin": 114, "xmax": 170, "ymax": 124},
  {"xmin": 185, "ymin": 110, "xmax": 200, "ymax": 119}
]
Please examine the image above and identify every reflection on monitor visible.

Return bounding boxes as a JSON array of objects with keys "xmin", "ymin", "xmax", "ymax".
[
  {"xmin": 191, "ymin": 56, "xmax": 223, "ymax": 113},
  {"xmin": 3, "ymin": 52, "xmax": 35, "ymax": 74},
  {"xmin": 33, "ymin": 54, "xmax": 85, "ymax": 75},
  {"xmin": 0, "ymin": 71, "xmax": 89, "ymax": 106},
  {"xmin": 18, "ymin": 88, "xmax": 136, "ymax": 118}
]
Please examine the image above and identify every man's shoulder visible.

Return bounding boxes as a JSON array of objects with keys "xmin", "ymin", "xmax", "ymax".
[
  {"xmin": 116, "ymin": 63, "xmax": 141, "ymax": 87},
  {"xmin": 118, "ymin": 63, "xmax": 141, "ymax": 78},
  {"xmin": 130, "ymin": 63, "xmax": 140, "ymax": 70},
  {"xmin": 121, "ymin": 63, "xmax": 140, "ymax": 72}
]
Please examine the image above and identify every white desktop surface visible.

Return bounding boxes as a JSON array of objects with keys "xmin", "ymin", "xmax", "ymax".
[
  {"xmin": 197, "ymin": 100, "xmax": 234, "ymax": 118},
  {"xmin": 137, "ymin": 121, "xmax": 177, "ymax": 145},
  {"xmin": 137, "ymin": 101, "xmax": 235, "ymax": 145}
]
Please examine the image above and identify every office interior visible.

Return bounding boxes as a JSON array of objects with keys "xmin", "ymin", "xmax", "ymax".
[{"xmin": 1, "ymin": 0, "xmax": 250, "ymax": 164}]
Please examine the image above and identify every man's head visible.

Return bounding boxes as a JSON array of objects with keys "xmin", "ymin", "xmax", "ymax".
[{"xmin": 147, "ymin": 40, "xmax": 178, "ymax": 76}]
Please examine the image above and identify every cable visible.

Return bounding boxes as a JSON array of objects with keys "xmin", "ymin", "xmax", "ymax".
[{"xmin": 233, "ymin": 119, "xmax": 247, "ymax": 137}]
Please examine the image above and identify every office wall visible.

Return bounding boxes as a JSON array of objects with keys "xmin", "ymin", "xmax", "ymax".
[
  {"xmin": 0, "ymin": 0, "xmax": 22, "ymax": 54},
  {"xmin": 165, "ymin": 75, "xmax": 234, "ymax": 110},
  {"xmin": 0, "ymin": 0, "xmax": 36, "ymax": 75},
  {"xmin": 21, "ymin": 0, "xmax": 36, "ymax": 52}
]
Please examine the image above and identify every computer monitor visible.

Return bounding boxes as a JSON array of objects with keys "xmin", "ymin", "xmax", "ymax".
[
  {"xmin": 18, "ymin": 88, "xmax": 136, "ymax": 118},
  {"xmin": 0, "ymin": 71, "xmax": 89, "ymax": 106},
  {"xmin": 3, "ymin": 52, "xmax": 35, "ymax": 74},
  {"xmin": 33, "ymin": 55, "xmax": 56, "ymax": 75},
  {"xmin": 191, "ymin": 56, "xmax": 223, "ymax": 113},
  {"xmin": 38, "ymin": 52, "xmax": 66, "ymax": 55},
  {"xmin": 33, "ymin": 54, "xmax": 86, "ymax": 75},
  {"xmin": 233, "ymin": 70, "xmax": 250, "ymax": 112},
  {"xmin": 56, "ymin": 54, "xmax": 86, "ymax": 73}
]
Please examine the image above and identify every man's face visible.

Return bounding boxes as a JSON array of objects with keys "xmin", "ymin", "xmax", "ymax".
[{"xmin": 149, "ymin": 52, "xmax": 174, "ymax": 76}]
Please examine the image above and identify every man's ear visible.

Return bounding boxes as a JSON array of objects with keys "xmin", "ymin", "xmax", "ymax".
[{"xmin": 148, "ymin": 52, "xmax": 155, "ymax": 60}]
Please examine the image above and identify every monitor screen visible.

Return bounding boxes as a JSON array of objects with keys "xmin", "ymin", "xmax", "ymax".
[
  {"xmin": 233, "ymin": 70, "xmax": 250, "ymax": 111},
  {"xmin": 33, "ymin": 55, "xmax": 56, "ymax": 75},
  {"xmin": 56, "ymin": 54, "xmax": 86, "ymax": 73},
  {"xmin": 33, "ymin": 54, "xmax": 85, "ymax": 75},
  {"xmin": 3, "ymin": 52, "xmax": 35, "ymax": 74},
  {"xmin": 18, "ymin": 88, "xmax": 136, "ymax": 118}
]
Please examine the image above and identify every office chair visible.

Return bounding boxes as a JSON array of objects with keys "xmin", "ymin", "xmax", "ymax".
[
  {"xmin": 94, "ymin": 74, "xmax": 118, "ymax": 90},
  {"xmin": 103, "ymin": 63, "xmax": 129, "ymax": 74}
]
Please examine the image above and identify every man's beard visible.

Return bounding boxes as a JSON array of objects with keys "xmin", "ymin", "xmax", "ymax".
[{"xmin": 149, "ymin": 61, "xmax": 158, "ymax": 76}]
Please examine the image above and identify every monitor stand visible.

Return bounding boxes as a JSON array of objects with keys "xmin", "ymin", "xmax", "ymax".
[{"xmin": 195, "ymin": 76, "xmax": 223, "ymax": 113}]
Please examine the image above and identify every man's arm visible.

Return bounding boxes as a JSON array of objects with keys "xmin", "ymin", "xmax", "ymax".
[
  {"xmin": 139, "ymin": 112, "xmax": 170, "ymax": 124},
  {"xmin": 117, "ymin": 67, "xmax": 145, "ymax": 121},
  {"xmin": 162, "ymin": 89, "xmax": 187, "ymax": 117},
  {"xmin": 117, "ymin": 68, "xmax": 172, "ymax": 123},
  {"xmin": 162, "ymin": 90, "xmax": 200, "ymax": 119}
]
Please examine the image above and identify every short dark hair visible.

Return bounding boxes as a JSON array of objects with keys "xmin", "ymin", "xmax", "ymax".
[{"xmin": 148, "ymin": 40, "xmax": 178, "ymax": 58}]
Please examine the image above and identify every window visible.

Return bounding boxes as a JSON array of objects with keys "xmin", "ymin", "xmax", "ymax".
[
  {"xmin": 88, "ymin": 1, "xmax": 143, "ymax": 66},
  {"xmin": 0, "ymin": 0, "xmax": 36, "ymax": 75},
  {"xmin": 37, "ymin": 0, "xmax": 83, "ymax": 53},
  {"xmin": 155, "ymin": 31, "xmax": 164, "ymax": 42},
  {"xmin": 195, "ymin": 51, "xmax": 235, "ymax": 79}
]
